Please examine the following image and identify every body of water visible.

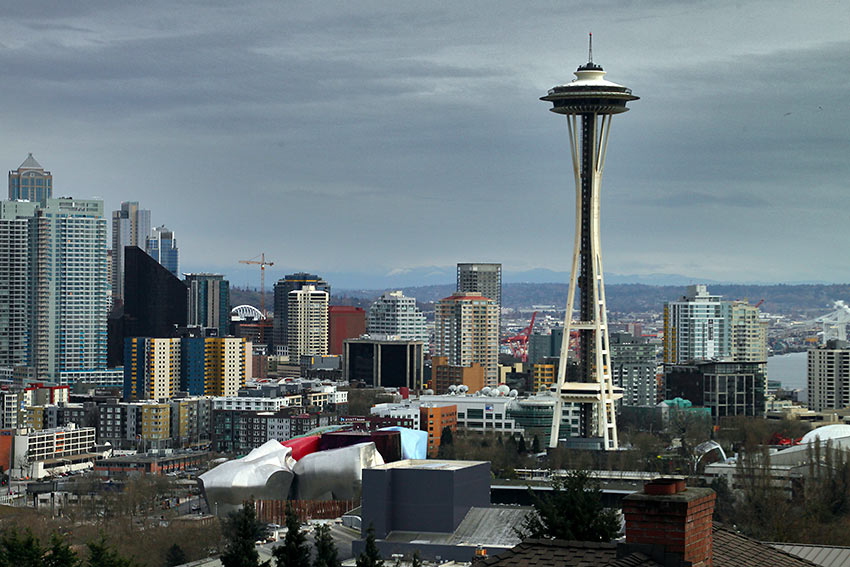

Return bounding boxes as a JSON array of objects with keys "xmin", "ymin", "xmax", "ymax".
[{"xmin": 767, "ymin": 351, "xmax": 807, "ymax": 391}]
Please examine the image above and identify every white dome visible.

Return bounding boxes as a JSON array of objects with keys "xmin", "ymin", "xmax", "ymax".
[{"xmin": 801, "ymin": 424, "xmax": 850, "ymax": 444}]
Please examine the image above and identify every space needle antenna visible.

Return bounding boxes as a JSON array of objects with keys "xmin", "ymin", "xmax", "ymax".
[{"xmin": 588, "ymin": 33, "xmax": 593, "ymax": 64}]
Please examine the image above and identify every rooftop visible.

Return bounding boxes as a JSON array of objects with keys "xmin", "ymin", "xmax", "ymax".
[{"xmin": 370, "ymin": 459, "xmax": 487, "ymax": 471}]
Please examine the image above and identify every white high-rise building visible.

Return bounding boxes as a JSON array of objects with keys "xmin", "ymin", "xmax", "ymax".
[
  {"xmin": 367, "ymin": 291, "xmax": 428, "ymax": 343},
  {"xmin": 111, "ymin": 201, "xmax": 150, "ymax": 302},
  {"xmin": 0, "ymin": 206, "xmax": 31, "ymax": 368},
  {"xmin": 664, "ymin": 285, "xmax": 767, "ymax": 365},
  {"xmin": 0, "ymin": 199, "xmax": 108, "ymax": 382},
  {"xmin": 808, "ymin": 340, "xmax": 850, "ymax": 412},
  {"xmin": 434, "ymin": 292, "xmax": 499, "ymax": 387},
  {"xmin": 287, "ymin": 285, "xmax": 328, "ymax": 359}
]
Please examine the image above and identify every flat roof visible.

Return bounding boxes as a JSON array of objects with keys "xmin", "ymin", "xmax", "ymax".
[{"xmin": 369, "ymin": 459, "xmax": 488, "ymax": 471}]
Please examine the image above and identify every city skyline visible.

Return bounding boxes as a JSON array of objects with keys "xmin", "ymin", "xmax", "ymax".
[{"xmin": 2, "ymin": 3, "xmax": 849, "ymax": 285}]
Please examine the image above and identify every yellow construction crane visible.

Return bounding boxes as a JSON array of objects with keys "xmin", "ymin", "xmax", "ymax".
[{"xmin": 239, "ymin": 253, "xmax": 274, "ymax": 318}]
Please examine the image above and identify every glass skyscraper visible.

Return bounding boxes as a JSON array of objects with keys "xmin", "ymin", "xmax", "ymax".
[
  {"xmin": 146, "ymin": 224, "xmax": 179, "ymax": 277},
  {"xmin": 8, "ymin": 154, "xmax": 52, "ymax": 202}
]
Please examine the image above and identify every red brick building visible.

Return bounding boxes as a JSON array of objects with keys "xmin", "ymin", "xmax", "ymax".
[{"xmin": 328, "ymin": 306, "xmax": 366, "ymax": 355}]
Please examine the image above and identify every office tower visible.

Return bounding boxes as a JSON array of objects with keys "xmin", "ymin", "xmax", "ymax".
[
  {"xmin": 527, "ymin": 328, "xmax": 565, "ymax": 365},
  {"xmin": 328, "ymin": 306, "xmax": 366, "ymax": 355},
  {"xmin": 287, "ymin": 285, "xmax": 329, "ymax": 359},
  {"xmin": 8, "ymin": 154, "xmax": 52, "ymax": 202},
  {"xmin": 0, "ymin": 211, "xmax": 30, "ymax": 368},
  {"xmin": 542, "ymin": 39, "xmax": 637, "ymax": 449},
  {"xmin": 344, "ymin": 337, "xmax": 424, "ymax": 388},
  {"xmin": 123, "ymin": 337, "xmax": 181, "ymax": 401},
  {"xmin": 457, "ymin": 263, "xmax": 502, "ymax": 308},
  {"xmin": 664, "ymin": 361, "xmax": 766, "ymax": 422},
  {"xmin": 185, "ymin": 273, "xmax": 230, "ymax": 334},
  {"xmin": 609, "ymin": 332, "xmax": 658, "ymax": 407},
  {"xmin": 272, "ymin": 273, "xmax": 330, "ymax": 350},
  {"xmin": 367, "ymin": 291, "xmax": 429, "ymax": 344},
  {"xmin": 107, "ymin": 246, "xmax": 187, "ymax": 367},
  {"xmin": 807, "ymin": 340, "xmax": 850, "ymax": 412},
  {"xmin": 146, "ymin": 224, "xmax": 179, "ymax": 277},
  {"xmin": 111, "ymin": 201, "xmax": 151, "ymax": 302},
  {"xmin": 434, "ymin": 292, "xmax": 499, "ymax": 387}
]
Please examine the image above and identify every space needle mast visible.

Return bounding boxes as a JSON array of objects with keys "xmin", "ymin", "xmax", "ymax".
[{"xmin": 541, "ymin": 35, "xmax": 638, "ymax": 450}]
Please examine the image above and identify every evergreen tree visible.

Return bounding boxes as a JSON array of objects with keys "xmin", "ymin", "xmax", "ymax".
[
  {"xmin": 274, "ymin": 503, "xmax": 310, "ymax": 567},
  {"xmin": 531, "ymin": 435, "xmax": 540, "ymax": 453},
  {"xmin": 516, "ymin": 470, "xmax": 619, "ymax": 542},
  {"xmin": 312, "ymin": 524, "xmax": 340, "ymax": 567},
  {"xmin": 355, "ymin": 525, "xmax": 383, "ymax": 567},
  {"xmin": 410, "ymin": 550, "xmax": 421, "ymax": 567},
  {"xmin": 86, "ymin": 537, "xmax": 134, "ymax": 567},
  {"xmin": 45, "ymin": 534, "xmax": 81, "ymax": 567},
  {"xmin": 517, "ymin": 435, "xmax": 527, "ymax": 454},
  {"xmin": 164, "ymin": 543, "xmax": 187, "ymax": 567},
  {"xmin": 437, "ymin": 426, "xmax": 455, "ymax": 459},
  {"xmin": 220, "ymin": 501, "xmax": 269, "ymax": 567},
  {"xmin": 0, "ymin": 529, "xmax": 46, "ymax": 567}
]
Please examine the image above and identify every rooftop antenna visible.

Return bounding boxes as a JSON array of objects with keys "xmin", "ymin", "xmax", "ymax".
[{"xmin": 588, "ymin": 32, "xmax": 593, "ymax": 64}]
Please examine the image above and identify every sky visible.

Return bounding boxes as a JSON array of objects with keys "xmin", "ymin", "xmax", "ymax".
[{"xmin": 2, "ymin": 1, "xmax": 849, "ymax": 289}]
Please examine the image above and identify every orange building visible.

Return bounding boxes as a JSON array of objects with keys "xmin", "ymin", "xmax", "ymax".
[
  {"xmin": 420, "ymin": 404, "xmax": 457, "ymax": 457},
  {"xmin": 431, "ymin": 356, "xmax": 485, "ymax": 394}
]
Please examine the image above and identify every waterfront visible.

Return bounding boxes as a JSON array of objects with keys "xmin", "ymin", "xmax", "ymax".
[{"xmin": 768, "ymin": 351, "xmax": 807, "ymax": 391}]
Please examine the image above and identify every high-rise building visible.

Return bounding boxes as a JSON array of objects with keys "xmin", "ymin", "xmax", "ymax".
[
  {"xmin": 609, "ymin": 332, "xmax": 658, "ymax": 407},
  {"xmin": 111, "ymin": 201, "xmax": 151, "ymax": 302},
  {"xmin": 328, "ymin": 306, "xmax": 366, "ymax": 355},
  {"xmin": 808, "ymin": 339, "xmax": 850, "ymax": 412},
  {"xmin": 527, "ymin": 328, "xmax": 565, "ymax": 365},
  {"xmin": 0, "ymin": 210, "xmax": 30, "ymax": 368},
  {"xmin": 663, "ymin": 285, "xmax": 767, "ymax": 365},
  {"xmin": 456, "ymin": 263, "xmax": 501, "ymax": 308},
  {"xmin": 541, "ymin": 40, "xmax": 637, "ymax": 449},
  {"xmin": 107, "ymin": 246, "xmax": 187, "ymax": 367},
  {"xmin": 146, "ymin": 224, "xmax": 179, "ymax": 277},
  {"xmin": 8, "ymin": 154, "xmax": 52, "ymax": 202},
  {"xmin": 434, "ymin": 292, "xmax": 499, "ymax": 387},
  {"xmin": 344, "ymin": 337, "xmax": 424, "ymax": 388},
  {"xmin": 287, "ymin": 285, "xmax": 329, "ymax": 359},
  {"xmin": 185, "ymin": 273, "xmax": 230, "ymax": 334},
  {"xmin": 1, "ymin": 198, "xmax": 114, "ymax": 386},
  {"xmin": 367, "ymin": 291, "xmax": 428, "ymax": 344},
  {"xmin": 664, "ymin": 285, "xmax": 728, "ymax": 364},
  {"xmin": 272, "ymin": 273, "xmax": 330, "ymax": 350}
]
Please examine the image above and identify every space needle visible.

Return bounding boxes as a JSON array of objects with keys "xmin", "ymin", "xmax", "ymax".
[{"xmin": 541, "ymin": 35, "xmax": 638, "ymax": 450}]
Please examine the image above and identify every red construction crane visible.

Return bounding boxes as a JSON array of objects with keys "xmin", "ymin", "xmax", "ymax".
[
  {"xmin": 239, "ymin": 253, "xmax": 274, "ymax": 318},
  {"xmin": 502, "ymin": 312, "xmax": 537, "ymax": 362},
  {"xmin": 754, "ymin": 299, "xmax": 765, "ymax": 308}
]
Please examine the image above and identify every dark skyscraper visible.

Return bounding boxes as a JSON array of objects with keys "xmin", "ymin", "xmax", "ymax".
[
  {"xmin": 272, "ymin": 273, "xmax": 329, "ymax": 352},
  {"xmin": 107, "ymin": 246, "xmax": 187, "ymax": 366}
]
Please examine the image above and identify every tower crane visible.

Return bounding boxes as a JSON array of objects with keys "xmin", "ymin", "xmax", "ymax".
[{"xmin": 239, "ymin": 253, "xmax": 274, "ymax": 318}]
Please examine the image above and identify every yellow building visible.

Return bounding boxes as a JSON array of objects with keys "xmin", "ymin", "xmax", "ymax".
[
  {"xmin": 140, "ymin": 403, "xmax": 171, "ymax": 441},
  {"xmin": 532, "ymin": 362, "xmax": 557, "ymax": 392}
]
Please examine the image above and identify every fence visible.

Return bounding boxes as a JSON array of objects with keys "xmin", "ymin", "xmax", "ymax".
[{"xmin": 254, "ymin": 499, "xmax": 360, "ymax": 523}]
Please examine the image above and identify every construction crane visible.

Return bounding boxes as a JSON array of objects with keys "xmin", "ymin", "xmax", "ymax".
[
  {"xmin": 239, "ymin": 253, "xmax": 274, "ymax": 318},
  {"xmin": 502, "ymin": 312, "xmax": 537, "ymax": 362}
]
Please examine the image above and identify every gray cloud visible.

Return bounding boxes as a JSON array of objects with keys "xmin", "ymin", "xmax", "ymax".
[{"xmin": 1, "ymin": 1, "xmax": 849, "ymax": 285}]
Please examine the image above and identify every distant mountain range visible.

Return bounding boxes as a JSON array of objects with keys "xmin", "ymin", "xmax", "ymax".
[{"xmin": 231, "ymin": 281, "xmax": 850, "ymax": 318}]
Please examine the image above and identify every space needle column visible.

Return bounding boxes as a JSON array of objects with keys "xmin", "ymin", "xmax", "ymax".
[{"xmin": 542, "ymin": 36, "xmax": 638, "ymax": 450}]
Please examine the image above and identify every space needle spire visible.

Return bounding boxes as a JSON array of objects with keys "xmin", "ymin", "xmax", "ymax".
[{"xmin": 541, "ymin": 39, "xmax": 638, "ymax": 450}]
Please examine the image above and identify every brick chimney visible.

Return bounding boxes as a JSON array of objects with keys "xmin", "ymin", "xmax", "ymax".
[{"xmin": 621, "ymin": 477, "xmax": 716, "ymax": 567}]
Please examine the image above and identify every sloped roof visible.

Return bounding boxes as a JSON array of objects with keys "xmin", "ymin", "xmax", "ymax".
[
  {"xmin": 478, "ymin": 524, "xmax": 819, "ymax": 567},
  {"xmin": 770, "ymin": 542, "xmax": 850, "ymax": 567},
  {"xmin": 18, "ymin": 153, "xmax": 43, "ymax": 170}
]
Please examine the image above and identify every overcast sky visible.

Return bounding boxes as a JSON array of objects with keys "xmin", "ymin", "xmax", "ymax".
[{"xmin": 2, "ymin": 1, "xmax": 849, "ymax": 288}]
